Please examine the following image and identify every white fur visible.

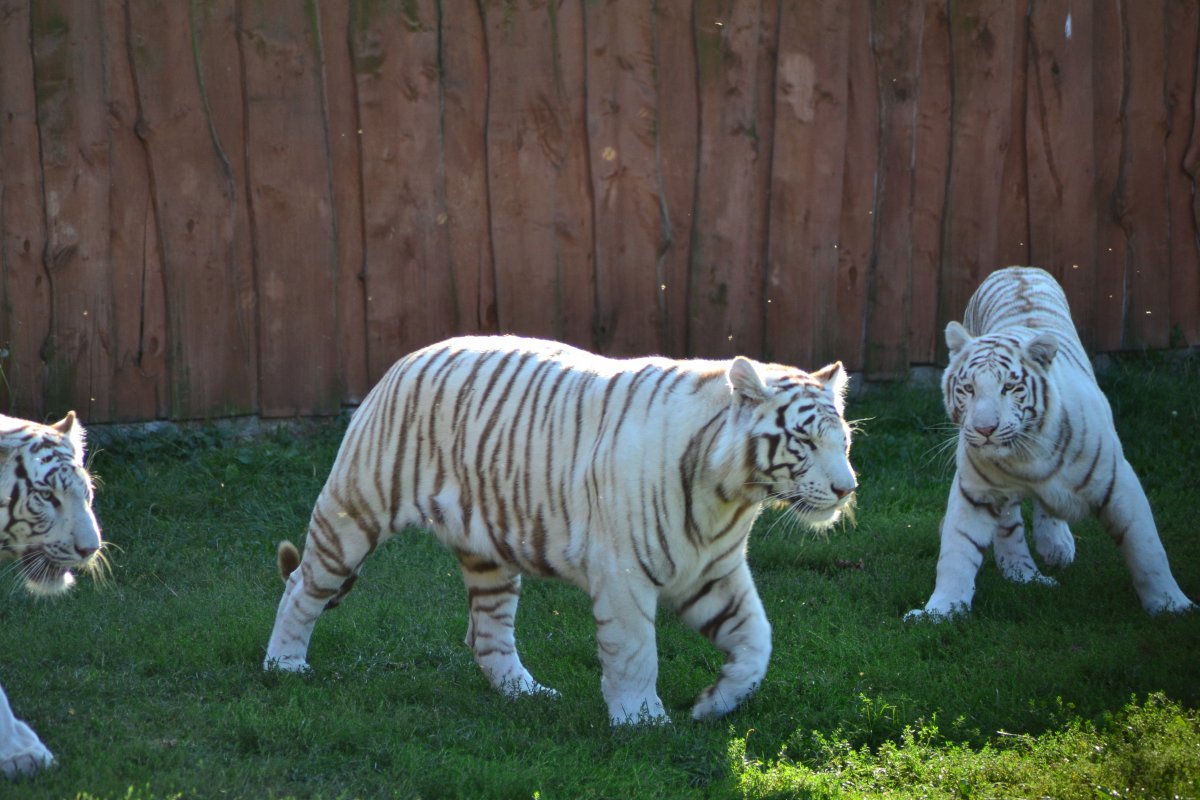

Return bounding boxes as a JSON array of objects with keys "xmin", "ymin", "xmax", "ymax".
[
  {"xmin": 265, "ymin": 337, "xmax": 857, "ymax": 724},
  {"xmin": 907, "ymin": 267, "xmax": 1195, "ymax": 620},
  {"xmin": 0, "ymin": 412, "xmax": 101, "ymax": 779}
]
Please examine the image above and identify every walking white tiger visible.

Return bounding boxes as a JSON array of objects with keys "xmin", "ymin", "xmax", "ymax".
[
  {"xmin": 907, "ymin": 266, "xmax": 1195, "ymax": 620},
  {"xmin": 264, "ymin": 335, "xmax": 857, "ymax": 723},
  {"xmin": 0, "ymin": 412, "xmax": 103, "ymax": 778}
]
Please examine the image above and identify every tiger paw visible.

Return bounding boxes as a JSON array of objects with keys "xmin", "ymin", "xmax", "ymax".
[
  {"xmin": 498, "ymin": 674, "xmax": 559, "ymax": 699},
  {"xmin": 997, "ymin": 557, "xmax": 1058, "ymax": 586},
  {"xmin": 263, "ymin": 654, "xmax": 311, "ymax": 673},
  {"xmin": 0, "ymin": 740, "xmax": 54, "ymax": 780},
  {"xmin": 903, "ymin": 601, "xmax": 969, "ymax": 622},
  {"xmin": 1034, "ymin": 518, "xmax": 1076, "ymax": 569},
  {"xmin": 605, "ymin": 693, "xmax": 669, "ymax": 726},
  {"xmin": 691, "ymin": 688, "xmax": 742, "ymax": 721},
  {"xmin": 1143, "ymin": 592, "xmax": 1198, "ymax": 617}
]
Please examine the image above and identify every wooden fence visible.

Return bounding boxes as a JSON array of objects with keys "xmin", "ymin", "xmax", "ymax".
[{"xmin": 2, "ymin": 1, "xmax": 1198, "ymax": 423}]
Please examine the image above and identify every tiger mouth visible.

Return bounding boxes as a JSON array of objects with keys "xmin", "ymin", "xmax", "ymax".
[
  {"xmin": 789, "ymin": 496, "xmax": 854, "ymax": 526},
  {"xmin": 20, "ymin": 552, "xmax": 78, "ymax": 596}
]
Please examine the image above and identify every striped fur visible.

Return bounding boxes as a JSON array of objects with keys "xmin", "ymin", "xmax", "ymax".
[
  {"xmin": 264, "ymin": 335, "xmax": 857, "ymax": 723},
  {"xmin": 0, "ymin": 412, "xmax": 103, "ymax": 778},
  {"xmin": 907, "ymin": 267, "xmax": 1195, "ymax": 620}
]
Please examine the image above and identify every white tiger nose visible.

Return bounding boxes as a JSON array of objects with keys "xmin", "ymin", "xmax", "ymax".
[
  {"xmin": 832, "ymin": 480, "xmax": 856, "ymax": 499},
  {"xmin": 974, "ymin": 424, "xmax": 997, "ymax": 438}
]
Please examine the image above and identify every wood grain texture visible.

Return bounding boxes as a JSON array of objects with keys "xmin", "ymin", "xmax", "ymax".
[
  {"xmin": 0, "ymin": 0, "xmax": 51, "ymax": 417},
  {"xmin": 1, "ymin": 0, "xmax": 1197, "ymax": 422}
]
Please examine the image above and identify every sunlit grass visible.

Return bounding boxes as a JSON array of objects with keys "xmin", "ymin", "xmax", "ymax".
[{"xmin": 0, "ymin": 354, "xmax": 1196, "ymax": 799}]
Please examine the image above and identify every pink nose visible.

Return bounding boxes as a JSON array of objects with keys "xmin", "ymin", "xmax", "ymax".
[
  {"xmin": 974, "ymin": 424, "xmax": 996, "ymax": 438},
  {"xmin": 75, "ymin": 545, "xmax": 98, "ymax": 560}
]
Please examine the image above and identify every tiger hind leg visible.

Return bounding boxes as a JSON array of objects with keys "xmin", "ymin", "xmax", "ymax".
[
  {"xmin": 1032, "ymin": 500, "xmax": 1075, "ymax": 569},
  {"xmin": 459, "ymin": 557, "xmax": 557, "ymax": 698},
  {"xmin": 264, "ymin": 500, "xmax": 377, "ymax": 672},
  {"xmin": 676, "ymin": 562, "xmax": 771, "ymax": 721},
  {"xmin": 1099, "ymin": 460, "xmax": 1195, "ymax": 615}
]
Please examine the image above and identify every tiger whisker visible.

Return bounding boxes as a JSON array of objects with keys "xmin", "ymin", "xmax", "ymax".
[
  {"xmin": 0, "ymin": 558, "xmax": 31, "ymax": 598},
  {"xmin": 922, "ymin": 431, "xmax": 960, "ymax": 471}
]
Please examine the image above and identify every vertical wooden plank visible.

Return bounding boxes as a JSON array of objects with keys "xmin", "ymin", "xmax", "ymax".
[
  {"xmin": 692, "ymin": 0, "xmax": 777, "ymax": 359},
  {"xmin": 765, "ymin": 0, "xmax": 850, "ymax": 369},
  {"xmin": 1026, "ymin": 0, "xmax": 1097, "ymax": 349},
  {"xmin": 0, "ymin": 0, "xmax": 50, "ymax": 419},
  {"xmin": 862, "ymin": 0, "xmax": 924, "ymax": 380},
  {"xmin": 995, "ymin": 6, "xmax": 1031, "ymax": 272},
  {"xmin": 586, "ymin": 1, "xmax": 668, "ymax": 356},
  {"xmin": 318, "ymin": 0, "xmax": 369, "ymax": 404},
  {"xmin": 441, "ymin": 2, "xmax": 498, "ymax": 340},
  {"xmin": 1169, "ymin": 0, "xmax": 1200, "ymax": 348},
  {"xmin": 937, "ymin": 1, "xmax": 1026, "ymax": 340},
  {"xmin": 908, "ymin": 0, "xmax": 950, "ymax": 365},
  {"xmin": 1092, "ymin": 0, "xmax": 1129, "ymax": 352},
  {"xmin": 103, "ymin": 0, "xmax": 168, "ymax": 421},
  {"xmin": 1184, "ymin": 10, "xmax": 1200, "ymax": 345},
  {"xmin": 831, "ymin": 0, "xmax": 875, "ymax": 375},
  {"xmin": 650, "ymin": 1, "xmax": 697, "ymax": 358},
  {"xmin": 352, "ymin": 0, "xmax": 455, "ymax": 378},
  {"xmin": 189, "ymin": 0, "xmax": 260, "ymax": 413},
  {"xmin": 241, "ymin": 1, "xmax": 340, "ymax": 416},
  {"xmin": 1118, "ymin": 3, "xmax": 1171, "ymax": 349},
  {"xmin": 481, "ymin": 0, "xmax": 595, "ymax": 348},
  {"xmin": 128, "ymin": 0, "xmax": 258, "ymax": 419},
  {"xmin": 31, "ymin": 0, "xmax": 115, "ymax": 420}
]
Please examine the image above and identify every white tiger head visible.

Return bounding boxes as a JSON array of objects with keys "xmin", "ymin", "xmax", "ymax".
[
  {"xmin": 943, "ymin": 321, "xmax": 1058, "ymax": 457},
  {"xmin": 0, "ymin": 412, "xmax": 103, "ymax": 596},
  {"xmin": 727, "ymin": 357, "xmax": 857, "ymax": 528}
]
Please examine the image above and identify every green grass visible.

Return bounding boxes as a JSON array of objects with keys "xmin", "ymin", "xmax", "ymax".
[{"xmin": 2, "ymin": 355, "xmax": 1197, "ymax": 799}]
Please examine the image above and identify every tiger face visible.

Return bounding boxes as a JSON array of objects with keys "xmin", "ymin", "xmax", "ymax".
[
  {"xmin": 730, "ymin": 357, "xmax": 857, "ymax": 527},
  {"xmin": 0, "ymin": 413, "xmax": 102, "ymax": 596},
  {"xmin": 942, "ymin": 321, "xmax": 1059, "ymax": 457}
]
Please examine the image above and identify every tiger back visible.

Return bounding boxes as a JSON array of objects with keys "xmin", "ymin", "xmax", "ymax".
[
  {"xmin": 265, "ymin": 335, "xmax": 857, "ymax": 724},
  {"xmin": 906, "ymin": 266, "xmax": 1195, "ymax": 619}
]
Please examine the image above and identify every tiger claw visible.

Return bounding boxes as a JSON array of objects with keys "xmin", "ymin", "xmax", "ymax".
[
  {"xmin": 263, "ymin": 654, "xmax": 311, "ymax": 673},
  {"xmin": 903, "ymin": 604, "xmax": 968, "ymax": 622}
]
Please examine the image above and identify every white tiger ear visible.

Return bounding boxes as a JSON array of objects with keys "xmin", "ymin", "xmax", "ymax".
[
  {"xmin": 811, "ymin": 361, "xmax": 848, "ymax": 414},
  {"xmin": 945, "ymin": 321, "xmax": 972, "ymax": 356},
  {"xmin": 52, "ymin": 411, "xmax": 86, "ymax": 458},
  {"xmin": 728, "ymin": 357, "xmax": 768, "ymax": 405},
  {"xmin": 1025, "ymin": 333, "xmax": 1058, "ymax": 369}
]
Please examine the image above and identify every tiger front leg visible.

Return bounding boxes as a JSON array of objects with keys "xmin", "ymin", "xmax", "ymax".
[
  {"xmin": 460, "ymin": 562, "xmax": 557, "ymax": 698},
  {"xmin": 906, "ymin": 475, "xmax": 1008, "ymax": 620},
  {"xmin": 677, "ymin": 561, "xmax": 771, "ymax": 721},
  {"xmin": 0, "ymin": 683, "xmax": 54, "ymax": 780},
  {"xmin": 1098, "ymin": 460, "xmax": 1196, "ymax": 615},
  {"xmin": 993, "ymin": 503, "xmax": 1056, "ymax": 586},
  {"xmin": 591, "ymin": 578, "xmax": 668, "ymax": 725},
  {"xmin": 1032, "ymin": 500, "xmax": 1075, "ymax": 569}
]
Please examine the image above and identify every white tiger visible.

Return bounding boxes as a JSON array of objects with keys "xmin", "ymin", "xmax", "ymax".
[
  {"xmin": 0, "ymin": 412, "xmax": 103, "ymax": 778},
  {"xmin": 264, "ymin": 335, "xmax": 857, "ymax": 724},
  {"xmin": 907, "ymin": 266, "xmax": 1195, "ymax": 620}
]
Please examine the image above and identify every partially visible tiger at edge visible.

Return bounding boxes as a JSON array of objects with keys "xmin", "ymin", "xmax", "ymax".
[
  {"xmin": 0, "ymin": 412, "xmax": 104, "ymax": 778},
  {"xmin": 907, "ymin": 266, "xmax": 1195, "ymax": 620},
  {"xmin": 264, "ymin": 335, "xmax": 857, "ymax": 724}
]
